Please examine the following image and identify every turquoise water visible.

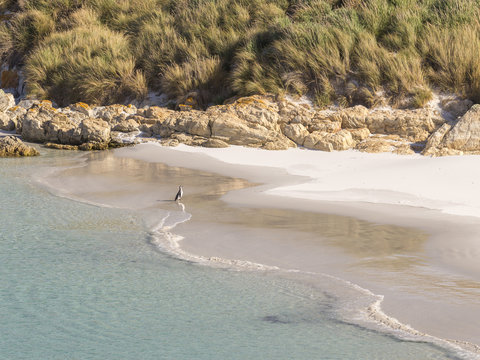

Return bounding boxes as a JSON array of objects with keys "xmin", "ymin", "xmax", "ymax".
[{"xmin": 0, "ymin": 152, "xmax": 463, "ymax": 359}]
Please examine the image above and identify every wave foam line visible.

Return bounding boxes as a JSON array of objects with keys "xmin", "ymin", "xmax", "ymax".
[{"xmin": 149, "ymin": 212, "xmax": 480, "ymax": 360}]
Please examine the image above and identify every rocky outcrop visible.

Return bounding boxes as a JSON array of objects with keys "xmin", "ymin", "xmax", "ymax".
[
  {"xmin": 337, "ymin": 105, "xmax": 445, "ymax": 142},
  {"xmin": 0, "ymin": 91, "xmax": 478, "ymax": 156},
  {"xmin": 422, "ymin": 104, "xmax": 480, "ymax": 156},
  {"xmin": 0, "ymin": 136, "xmax": 39, "ymax": 157}
]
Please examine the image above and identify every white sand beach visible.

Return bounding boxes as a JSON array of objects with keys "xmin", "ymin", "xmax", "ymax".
[{"xmin": 38, "ymin": 143, "xmax": 480, "ymax": 354}]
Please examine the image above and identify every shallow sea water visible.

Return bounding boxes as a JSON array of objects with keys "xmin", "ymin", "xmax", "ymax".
[{"xmin": 0, "ymin": 151, "xmax": 463, "ymax": 359}]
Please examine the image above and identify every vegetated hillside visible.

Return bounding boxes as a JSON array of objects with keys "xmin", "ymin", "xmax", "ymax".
[{"xmin": 0, "ymin": 0, "xmax": 479, "ymax": 108}]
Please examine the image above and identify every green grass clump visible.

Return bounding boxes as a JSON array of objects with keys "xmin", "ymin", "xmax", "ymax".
[
  {"xmin": 25, "ymin": 25, "xmax": 147, "ymax": 106},
  {"xmin": 1, "ymin": 0, "xmax": 480, "ymax": 107}
]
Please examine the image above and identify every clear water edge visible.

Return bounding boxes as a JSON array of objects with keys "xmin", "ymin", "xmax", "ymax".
[{"xmin": 0, "ymin": 150, "xmax": 473, "ymax": 360}]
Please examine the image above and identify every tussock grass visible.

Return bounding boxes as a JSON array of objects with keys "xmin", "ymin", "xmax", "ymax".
[
  {"xmin": 2, "ymin": 0, "xmax": 480, "ymax": 106},
  {"xmin": 420, "ymin": 22, "xmax": 480, "ymax": 102},
  {"xmin": 160, "ymin": 56, "xmax": 226, "ymax": 107},
  {"xmin": 25, "ymin": 25, "xmax": 147, "ymax": 106}
]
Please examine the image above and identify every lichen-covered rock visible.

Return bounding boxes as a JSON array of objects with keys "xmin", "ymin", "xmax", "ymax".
[
  {"xmin": 304, "ymin": 130, "xmax": 355, "ymax": 151},
  {"xmin": 5, "ymin": 106, "xmax": 26, "ymax": 131},
  {"xmin": 283, "ymin": 123, "xmax": 309, "ymax": 145},
  {"xmin": 0, "ymin": 136, "xmax": 39, "ymax": 157},
  {"xmin": 70, "ymin": 102, "xmax": 92, "ymax": 117},
  {"xmin": 17, "ymin": 99, "xmax": 39, "ymax": 110},
  {"xmin": 441, "ymin": 105, "xmax": 480, "ymax": 151},
  {"xmin": 0, "ymin": 89, "xmax": 15, "ymax": 112}
]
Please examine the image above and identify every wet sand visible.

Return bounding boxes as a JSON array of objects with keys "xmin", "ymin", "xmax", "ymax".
[{"xmin": 37, "ymin": 145, "xmax": 480, "ymax": 350}]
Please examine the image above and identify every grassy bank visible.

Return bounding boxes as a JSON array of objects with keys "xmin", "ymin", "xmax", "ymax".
[{"xmin": 0, "ymin": 0, "xmax": 479, "ymax": 108}]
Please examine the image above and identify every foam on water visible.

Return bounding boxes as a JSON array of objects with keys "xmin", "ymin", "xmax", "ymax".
[{"xmin": 148, "ymin": 205, "xmax": 480, "ymax": 360}]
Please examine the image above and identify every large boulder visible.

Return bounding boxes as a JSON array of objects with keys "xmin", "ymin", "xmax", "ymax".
[
  {"xmin": 4, "ymin": 106, "xmax": 27, "ymax": 131},
  {"xmin": 277, "ymin": 98, "xmax": 315, "ymax": 126},
  {"xmin": 336, "ymin": 105, "xmax": 369, "ymax": 129},
  {"xmin": 80, "ymin": 118, "xmax": 111, "ymax": 143},
  {"xmin": 0, "ymin": 89, "xmax": 15, "ymax": 112},
  {"xmin": 206, "ymin": 96, "xmax": 293, "ymax": 149},
  {"xmin": 0, "ymin": 136, "xmax": 39, "ymax": 157},
  {"xmin": 303, "ymin": 130, "xmax": 355, "ymax": 151},
  {"xmin": 422, "ymin": 123, "xmax": 452, "ymax": 156},
  {"xmin": 348, "ymin": 127, "xmax": 370, "ymax": 141},
  {"xmin": 20, "ymin": 103, "xmax": 58, "ymax": 142},
  {"xmin": 112, "ymin": 118, "xmax": 140, "ymax": 133},
  {"xmin": 308, "ymin": 118, "xmax": 341, "ymax": 133},
  {"xmin": 283, "ymin": 123, "xmax": 309, "ymax": 145},
  {"xmin": 21, "ymin": 114, "xmax": 48, "ymax": 142},
  {"xmin": 44, "ymin": 113, "xmax": 81, "ymax": 144},
  {"xmin": 220, "ymin": 95, "xmax": 281, "ymax": 132},
  {"xmin": 441, "ymin": 104, "xmax": 480, "ymax": 151},
  {"xmin": 365, "ymin": 109, "xmax": 444, "ymax": 142},
  {"xmin": 149, "ymin": 110, "xmax": 210, "ymax": 138}
]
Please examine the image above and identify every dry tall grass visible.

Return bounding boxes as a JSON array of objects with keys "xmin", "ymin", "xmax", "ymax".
[
  {"xmin": 25, "ymin": 25, "xmax": 147, "ymax": 106},
  {"xmin": 1, "ymin": 0, "xmax": 480, "ymax": 106}
]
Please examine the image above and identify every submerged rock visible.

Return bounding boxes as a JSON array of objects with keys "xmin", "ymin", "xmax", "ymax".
[{"xmin": 0, "ymin": 136, "xmax": 39, "ymax": 157}]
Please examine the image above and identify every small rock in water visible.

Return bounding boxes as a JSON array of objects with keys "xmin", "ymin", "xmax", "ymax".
[{"xmin": 0, "ymin": 136, "xmax": 39, "ymax": 157}]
